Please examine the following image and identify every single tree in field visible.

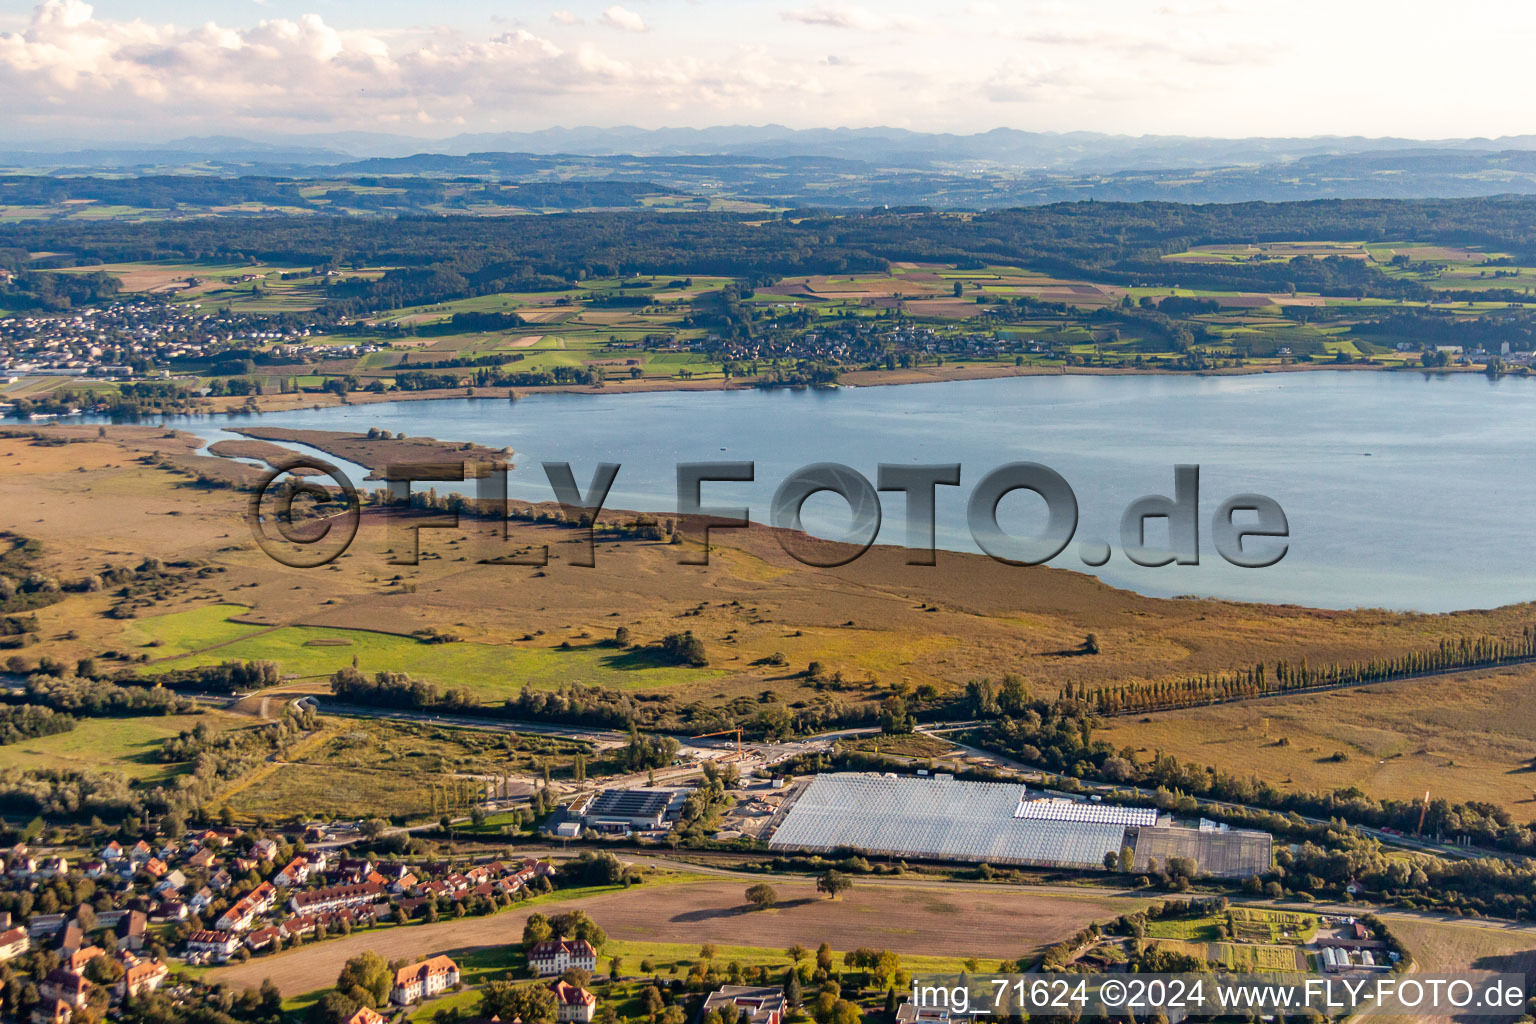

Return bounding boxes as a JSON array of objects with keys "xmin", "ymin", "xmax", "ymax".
[
  {"xmin": 783, "ymin": 969, "xmax": 803, "ymax": 1008},
  {"xmin": 641, "ymin": 985, "xmax": 666, "ymax": 1019},
  {"xmin": 786, "ymin": 944, "xmax": 809, "ymax": 963},
  {"xmin": 745, "ymin": 883, "xmax": 779, "ymax": 910},
  {"xmin": 816, "ymin": 870, "xmax": 852, "ymax": 900}
]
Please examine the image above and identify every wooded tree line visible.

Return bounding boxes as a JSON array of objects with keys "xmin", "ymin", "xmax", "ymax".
[
  {"xmin": 0, "ymin": 705, "xmax": 74, "ymax": 745},
  {"xmin": 19, "ymin": 196, "xmax": 1536, "ymax": 315},
  {"xmin": 1075, "ymin": 629, "xmax": 1536, "ymax": 715}
]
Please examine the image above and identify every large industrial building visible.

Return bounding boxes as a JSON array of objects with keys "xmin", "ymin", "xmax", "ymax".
[
  {"xmin": 767, "ymin": 773, "xmax": 1270, "ymax": 878},
  {"xmin": 566, "ymin": 788, "xmax": 686, "ymax": 834}
]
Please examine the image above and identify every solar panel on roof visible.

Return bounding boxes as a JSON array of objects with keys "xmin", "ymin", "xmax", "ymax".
[{"xmin": 588, "ymin": 790, "xmax": 671, "ymax": 817}]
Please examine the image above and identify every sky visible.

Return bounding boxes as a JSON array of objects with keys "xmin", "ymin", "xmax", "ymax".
[{"xmin": 2, "ymin": 0, "xmax": 1535, "ymax": 143}]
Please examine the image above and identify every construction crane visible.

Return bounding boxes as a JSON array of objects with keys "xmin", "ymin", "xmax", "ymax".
[{"xmin": 692, "ymin": 728, "xmax": 744, "ymax": 761}]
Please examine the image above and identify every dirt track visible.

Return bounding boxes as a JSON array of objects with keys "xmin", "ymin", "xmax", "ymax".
[{"xmin": 207, "ymin": 877, "xmax": 1145, "ymax": 995}]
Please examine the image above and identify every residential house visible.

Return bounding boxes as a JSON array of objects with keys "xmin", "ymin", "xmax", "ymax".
[
  {"xmin": 149, "ymin": 901, "xmax": 187, "ymax": 923},
  {"xmin": 389, "ymin": 956, "xmax": 460, "ymax": 1006},
  {"xmin": 289, "ymin": 880, "xmax": 384, "ymax": 915},
  {"xmin": 31, "ymin": 999, "xmax": 74, "ymax": 1024},
  {"xmin": 153, "ymin": 874, "xmax": 186, "ymax": 898},
  {"xmin": 343, "ymin": 1009, "xmax": 384, "ymax": 1024},
  {"xmin": 0, "ymin": 927, "xmax": 30, "ymax": 962},
  {"xmin": 185, "ymin": 930, "xmax": 240, "ymax": 960},
  {"xmin": 114, "ymin": 911, "xmax": 147, "ymax": 953},
  {"xmin": 216, "ymin": 882, "xmax": 276, "ymax": 932},
  {"xmin": 39, "ymin": 969, "xmax": 91, "ymax": 1010},
  {"xmin": 699, "ymin": 987, "xmax": 785, "ymax": 1024},
  {"xmin": 64, "ymin": 946, "xmax": 104, "ymax": 973},
  {"xmin": 550, "ymin": 981, "xmax": 597, "ymax": 1024},
  {"xmin": 244, "ymin": 926, "xmax": 281, "ymax": 952},
  {"xmin": 528, "ymin": 939, "xmax": 597, "ymax": 977},
  {"xmin": 100, "ymin": 841, "xmax": 124, "ymax": 862},
  {"xmin": 331, "ymin": 858, "xmax": 374, "ymax": 883},
  {"xmin": 115, "ymin": 958, "xmax": 169, "ymax": 1000},
  {"xmin": 273, "ymin": 857, "xmax": 310, "ymax": 887},
  {"xmin": 142, "ymin": 858, "xmax": 169, "ymax": 879}
]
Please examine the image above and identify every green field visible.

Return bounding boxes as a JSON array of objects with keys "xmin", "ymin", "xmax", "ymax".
[
  {"xmin": 1144, "ymin": 917, "xmax": 1220, "ymax": 942},
  {"xmin": 0, "ymin": 711, "xmax": 252, "ymax": 781},
  {"xmin": 131, "ymin": 605, "xmax": 725, "ymax": 695}
]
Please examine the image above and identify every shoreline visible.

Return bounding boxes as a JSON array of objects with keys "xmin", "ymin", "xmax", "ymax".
[{"xmin": 211, "ymin": 359, "xmax": 1489, "ymax": 417}]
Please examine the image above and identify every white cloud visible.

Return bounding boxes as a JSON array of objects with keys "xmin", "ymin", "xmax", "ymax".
[
  {"xmin": 600, "ymin": 5, "xmax": 647, "ymax": 32},
  {"xmin": 0, "ymin": 0, "xmax": 806, "ymax": 133},
  {"xmin": 780, "ymin": 6, "xmax": 916, "ymax": 31},
  {"xmin": 0, "ymin": 0, "xmax": 1529, "ymax": 140}
]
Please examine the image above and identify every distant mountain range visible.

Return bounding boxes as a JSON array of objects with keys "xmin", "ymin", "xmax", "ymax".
[
  {"xmin": 10, "ymin": 125, "xmax": 1536, "ymax": 171},
  {"xmin": 10, "ymin": 125, "xmax": 1536, "ymax": 207}
]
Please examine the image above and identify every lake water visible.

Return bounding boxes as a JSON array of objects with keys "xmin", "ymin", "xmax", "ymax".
[{"xmin": 160, "ymin": 371, "xmax": 1536, "ymax": 612}]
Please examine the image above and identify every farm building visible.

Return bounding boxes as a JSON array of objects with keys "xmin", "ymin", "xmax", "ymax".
[{"xmin": 767, "ymin": 773, "xmax": 1270, "ymax": 877}]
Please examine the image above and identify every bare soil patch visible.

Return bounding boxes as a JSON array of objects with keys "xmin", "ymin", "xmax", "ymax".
[{"xmin": 207, "ymin": 878, "xmax": 1140, "ymax": 995}]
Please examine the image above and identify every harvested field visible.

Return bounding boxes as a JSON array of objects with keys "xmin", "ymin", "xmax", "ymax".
[
  {"xmin": 1368, "ymin": 915, "xmax": 1536, "ymax": 1024},
  {"xmin": 207, "ymin": 877, "xmax": 1145, "ymax": 996},
  {"xmin": 1098, "ymin": 664, "xmax": 1536, "ymax": 811},
  {"xmin": 904, "ymin": 299, "xmax": 983, "ymax": 318}
]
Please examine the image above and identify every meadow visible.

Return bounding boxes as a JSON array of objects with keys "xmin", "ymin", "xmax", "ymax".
[
  {"xmin": 1096, "ymin": 663, "xmax": 1536, "ymax": 810},
  {"xmin": 128, "ymin": 604, "xmax": 726, "ymax": 696},
  {"xmin": 0, "ymin": 710, "xmax": 252, "ymax": 781},
  {"xmin": 224, "ymin": 717, "xmax": 592, "ymax": 820}
]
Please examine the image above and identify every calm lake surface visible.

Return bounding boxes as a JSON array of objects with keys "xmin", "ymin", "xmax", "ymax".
[{"xmin": 168, "ymin": 371, "xmax": 1536, "ymax": 612}]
